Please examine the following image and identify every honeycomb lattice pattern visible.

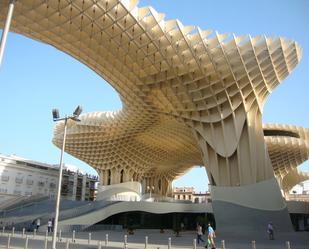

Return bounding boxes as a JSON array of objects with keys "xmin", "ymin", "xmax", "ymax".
[
  {"xmin": 281, "ymin": 169, "xmax": 309, "ymax": 193},
  {"xmin": 264, "ymin": 124, "xmax": 309, "ymax": 192},
  {"xmin": 0, "ymin": 0, "xmax": 305, "ymax": 193}
]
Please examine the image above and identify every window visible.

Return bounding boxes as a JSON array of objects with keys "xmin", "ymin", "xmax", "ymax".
[
  {"xmin": 15, "ymin": 177, "xmax": 23, "ymax": 184},
  {"xmin": 26, "ymin": 179, "xmax": 34, "ymax": 185},
  {"xmin": 16, "ymin": 160, "xmax": 25, "ymax": 165},
  {"xmin": 1, "ymin": 176, "xmax": 9, "ymax": 182},
  {"xmin": 0, "ymin": 188, "xmax": 7, "ymax": 193},
  {"xmin": 38, "ymin": 181, "xmax": 45, "ymax": 187}
]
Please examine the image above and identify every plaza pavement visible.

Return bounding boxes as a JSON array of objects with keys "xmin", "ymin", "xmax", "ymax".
[{"xmin": 0, "ymin": 229, "xmax": 308, "ymax": 249}]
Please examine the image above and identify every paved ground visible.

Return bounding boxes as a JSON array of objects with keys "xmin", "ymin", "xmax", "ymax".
[{"xmin": 0, "ymin": 229, "xmax": 308, "ymax": 249}]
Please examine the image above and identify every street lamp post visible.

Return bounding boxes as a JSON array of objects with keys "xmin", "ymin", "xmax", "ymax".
[
  {"xmin": 51, "ymin": 106, "xmax": 82, "ymax": 249},
  {"xmin": 0, "ymin": 0, "xmax": 15, "ymax": 67}
]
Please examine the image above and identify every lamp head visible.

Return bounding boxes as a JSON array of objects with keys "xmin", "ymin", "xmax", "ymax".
[
  {"xmin": 73, "ymin": 105, "xmax": 83, "ymax": 117},
  {"xmin": 52, "ymin": 108, "xmax": 60, "ymax": 120}
]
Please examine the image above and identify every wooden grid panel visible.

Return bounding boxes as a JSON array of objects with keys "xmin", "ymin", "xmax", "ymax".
[
  {"xmin": 281, "ymin": 168, "xmax": 309, "ymax": 193},
  {"xmin": 264, "ymin": 124, "xmax": 309, "ymax": 191},
  {"xmin": 0, "ymin": 0, "xmax": 305, "ymax": 190}
]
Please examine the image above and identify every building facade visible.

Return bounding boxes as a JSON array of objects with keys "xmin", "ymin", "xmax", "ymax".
[
  {"xmin": 173, "ymin": 187, "xmax": 211, "ymax": 203},
  {"xmin": 61, "ymin": 168, "xmax": 97, "ymax": 201},
  {"xmin": 0, "ymin": 154, "xmax": 98, "ymax": 204}
]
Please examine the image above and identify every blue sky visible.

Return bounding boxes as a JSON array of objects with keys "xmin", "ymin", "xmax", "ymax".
[{"xmin": 0, "ymin": 0, "xmax": 308, "ymax": 192}]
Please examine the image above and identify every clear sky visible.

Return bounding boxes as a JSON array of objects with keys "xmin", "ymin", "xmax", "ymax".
[{"xmin": 0, "ymin": 0, "xmax": 308, "ymax": 192}]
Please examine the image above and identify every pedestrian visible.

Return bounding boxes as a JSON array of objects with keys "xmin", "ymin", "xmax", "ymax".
[
  {"xmin": 207, "ymin": 223, "xmax": 216, "ymax": 249},
  {"xmin": 267, "ymin": 222, "xmax": 274, "ymax": 240},
  {"xmin": 47, "ymin": 219, "xmax": 52, "ymax": 233},
  {"xmin": 196, "ymin": 224, "xmax": 205, "ymax": 244},
  {"xmin": 36, "ymin": 218, "xmax": 40, "ymax": 230}
]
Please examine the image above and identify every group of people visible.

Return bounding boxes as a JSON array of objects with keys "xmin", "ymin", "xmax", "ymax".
[
  {"xmin": 196, "ymin": 223, "xmax": 216, "ymax": 249},
  {"xmin": 196, "ymin": 221, "xmax": 275, "ymax": 248},
  {"xmin": 32, "ymin": 218, "xmax": 54, "ymax": 233}
]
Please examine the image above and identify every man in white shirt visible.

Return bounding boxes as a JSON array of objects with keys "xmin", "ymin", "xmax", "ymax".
[
  {"xmin": 196, "ymin": 224, "xmax": 205, "ymax": 244},
  {"xmin": 36, "ymin": 218, "xmax": 40, "ymax": 230},
  {"xmin": 47, "ymin": 219, "xmax": 52, "ymax": 233}
]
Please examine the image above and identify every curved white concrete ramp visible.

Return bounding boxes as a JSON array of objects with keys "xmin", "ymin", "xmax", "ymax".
[{"xmin": 58, "ymin": 201, "xmax": 212, "ymax": 231}]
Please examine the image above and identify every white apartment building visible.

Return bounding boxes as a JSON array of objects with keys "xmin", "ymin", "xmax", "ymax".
[
  {"xmin": 0, "ymin": 154, "xmax": 98, "ymax": 205},
  {"xmin": 173, "ymin": 187, "xmax": 211, "ymax": 203}
]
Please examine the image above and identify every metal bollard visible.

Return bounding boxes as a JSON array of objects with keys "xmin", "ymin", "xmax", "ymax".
[
  {"xmin": 105, "ymin": 234, "xmax": 108, "ymax": 247},
  {"xmin": 44, "ymin": 236, "xmax": 48, "ymax": 249},
  {"xmin": 193, "ymin": 238, "xmax": 196, "ymax": 249},
  {"xmin": 145, "ymin": 236, "xmax": 148, "ymax": 249},
  {"xmin": 252, "ymin": 240, "xmax": 256, "ymax": 249},
  {"xmin": 66, "ymin": 239, "xmax": 70, "ymax": 249},
  {"xmin": 2, "ymin": 226, "xmax": 5, "ymax": 235},
  {"xmin": 88, "ymin": 232, "xmax": 92, "ymax": 244},
  {"xmin": 98, "ymin": 241, "xmax": 102, "ymax": 249},
  {"xmin": 22, "ymin": 228, "xmax": 25, "ymax": 237},
  {"xmin": 33, "ymin": 229, "xmax": 36, "ymax": 238},
  {"xmin": 45, "ymin": 230, "xmax": 48, "ymax": 239},
  {"xmin": 24, "ymin": 235, "xmax": 29, "ymax": 249},
  {"xmin": 168, "ymin": 237, "xmax": 171, "ymax": 249},
  {"xmin": 286, "ymin": 241, "xmax": 291, "ymax": 249},
  {"xmin": 72, "ymin": 230, "xmax": 75, "ymax": 243},
  {"xmin": 221, "ymin": 240, "xmax": 225, "ymax": 249},
  {"xmin": 12, "ymin": 227, "xmax": 15, "ymax": 237},
  {"xmin": 58, "ymin": 230, "xmax": 62, "ymax": 242},
  {"xmin": 7, "ymin": 234, "xmax": 11, "ymax": 249}
]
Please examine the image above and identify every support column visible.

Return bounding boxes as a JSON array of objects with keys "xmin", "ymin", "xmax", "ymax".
[
  {"xmin": 192, "ymin": 106, "xmax": 292, "ymax": 234},
  {"xmin": 0, "ymin": 0, "xmax": 15, "ymax": 67}
]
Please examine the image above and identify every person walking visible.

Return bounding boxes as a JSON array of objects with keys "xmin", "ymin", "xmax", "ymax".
[
  {"xmin": 207, "ymin": 223, "xmax": 216, "ymax": 249},
  {"xmin": 36, "ymin": 218, "xmax": 40, "ymax": 231},
  {"xmin": 196, "ymin": 224, "xmax": 205, "ymax": 244},
  {"xmin": 47, "ymin": 219, "xmax": 52, "ymax": 233},
  {"xmin": 267, "ymin": 222, "xmax": 274, "ymax": 240}
]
